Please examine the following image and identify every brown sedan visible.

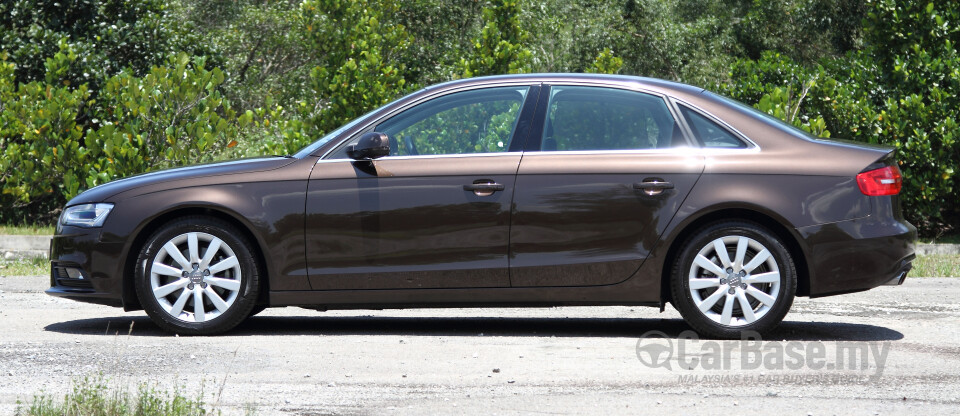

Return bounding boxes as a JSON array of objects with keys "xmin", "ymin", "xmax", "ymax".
[{"xmin": 47, "ymin": 74, "xmax": 916, "ymax": 338}]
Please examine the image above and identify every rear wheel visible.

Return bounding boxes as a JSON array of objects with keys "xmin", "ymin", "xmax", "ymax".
[
  {"xmin": 135, "ymin": 216, "xmax": 260, "ymax": 335},
  {"xmin": 670, "ymin": 221, "xmax": 796, "ymax": 339}
]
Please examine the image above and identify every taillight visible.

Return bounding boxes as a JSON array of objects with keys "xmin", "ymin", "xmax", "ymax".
[{"xmin": 857, "ymin": 165, "xmax": 902, "ymax": 196}]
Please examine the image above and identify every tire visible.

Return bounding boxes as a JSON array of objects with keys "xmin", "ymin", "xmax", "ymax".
[
  {"xmin": 135, "ymin": 216, "xmax": 260, "ymax": 335},
  {"xmin": 247, "ymin": 305, "xmax": 268, "ymax": 318},
  {"xmin": 670, "ymin": 221, "xmax": 796, "ymax": 339}
]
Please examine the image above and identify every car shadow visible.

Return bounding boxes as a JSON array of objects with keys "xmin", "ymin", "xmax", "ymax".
[{"xmin": 44, "ymin": 314, "xmax": 904, "ymax": 342}]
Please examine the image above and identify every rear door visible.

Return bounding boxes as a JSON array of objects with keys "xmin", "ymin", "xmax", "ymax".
[{"xmin": 509, "ymin": 85, "xmax": 704, "ymax": 287}]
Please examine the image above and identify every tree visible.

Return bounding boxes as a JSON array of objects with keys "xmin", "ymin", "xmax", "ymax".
[{"xmin": 459, "ymin": 0, "xmax": 533, "ymax": 77}]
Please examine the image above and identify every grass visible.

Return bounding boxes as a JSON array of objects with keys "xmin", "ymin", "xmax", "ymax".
[
  {"xmin": 911, "ymin": 254, "xmax": 960, "ymax": 277},
  {"xmin": 0, "ymin": 225, "xmax": 55, "ymax": 235},
  {"xmin": 0, "ymin": 257, "xmax": 47, "ymax": 277},
  {"xmin": 920, "ymin": 233, "xmax": 960, "ymax": 245},
  {"xmin": 17, "ymin": 375, "xmax": 211, "ymax": 416}
]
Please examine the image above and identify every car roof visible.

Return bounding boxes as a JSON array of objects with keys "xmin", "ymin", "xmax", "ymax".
[{"xmin": 423, "ymin": 73, "xmax": 706, "ymax": 98}]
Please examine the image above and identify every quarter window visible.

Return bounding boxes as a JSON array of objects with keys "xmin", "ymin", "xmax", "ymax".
[
  {"xmin": 540, "ymin": 86, "xmax": 681, "ymax": 151},
  {"xmin": 375, "ymin": 87, "xmax": 529, "ymax": 156},
  {"xmin": 679, "ymin": 105, "xmax": 747, "ymax": 148}
]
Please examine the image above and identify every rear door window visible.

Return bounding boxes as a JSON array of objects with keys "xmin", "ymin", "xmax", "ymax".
[{"xmin": 539, "ymin": 86, "xmax": 682, "ymax": 151}]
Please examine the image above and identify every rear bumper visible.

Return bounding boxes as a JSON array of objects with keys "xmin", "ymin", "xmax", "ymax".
[
  {"xmin": 797, "ymin": 215, "xmax": 916, "ymax": 297},
  {"xmin": 45, "ymin": 226, "xmax": 126, "ymax": 308}
]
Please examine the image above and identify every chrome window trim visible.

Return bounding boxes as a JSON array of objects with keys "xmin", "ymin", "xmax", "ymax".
[
  {"xmin": 315, "ymin": 147, "xmax": 759, "ymax": 164},
  {"xmin": 315, "ymin": 151, "xmax": 524, "ymax": 164}
]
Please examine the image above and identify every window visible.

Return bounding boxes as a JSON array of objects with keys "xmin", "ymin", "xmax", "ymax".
[
  {"xmin": 679, "ymin": 105, "xmax": 747, "ymax": 148},
  {"xmin": 375, "ymin": 87, "xmax": 529, "ymax": 156},
  {"xmin": 540, "ymin": 86, "xmax": 680, "ymax": 151}
]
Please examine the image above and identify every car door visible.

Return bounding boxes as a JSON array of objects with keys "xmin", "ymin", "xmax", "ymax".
[
  {"xmin": 509, "ymin": 85, "xmax": 704, "ymax": 287},
  {"xmin": 305, "ymin": 85, "xmax": 540, "ymax": 290}
]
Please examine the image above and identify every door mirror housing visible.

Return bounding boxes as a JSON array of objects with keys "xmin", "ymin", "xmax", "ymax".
[{"xmin": 346, "ymin": 132, "xmax": 391, "ymax": 160}]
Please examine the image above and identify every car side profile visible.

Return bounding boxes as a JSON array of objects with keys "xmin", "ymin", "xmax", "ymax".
[{"xmin": 47, "ymin": 74, "xmax": 916, "ymax": 338}]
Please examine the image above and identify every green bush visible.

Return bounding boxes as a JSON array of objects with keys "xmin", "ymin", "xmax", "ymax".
[
  {"xmin": 0, "ymin": 52, "xmax": 249, "ymax": 223},
  {"xmin": 722, "ymin": 0, "xmax": 960, "ymax": 235},
  {"xmin": 0, "ymin": 50, "xmax": 91, "ymax": 222}
]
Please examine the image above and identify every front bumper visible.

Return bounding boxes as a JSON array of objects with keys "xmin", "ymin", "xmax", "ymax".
[
  {"xmin": 45, "ymin": 226, "xmax": 126, "ymax": 308},
  {"xmin": 797, "ymin": 215, "xmax": 916, "ymax": 297}
]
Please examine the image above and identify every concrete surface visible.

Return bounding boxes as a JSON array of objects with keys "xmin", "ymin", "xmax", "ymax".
[
  {"xmin": 0, "ymin": 274, "xmax": 957, "ymax": 415},
  {"xmin": 0, "ymin": 235, "xmax": 50, "ymax": 259}
]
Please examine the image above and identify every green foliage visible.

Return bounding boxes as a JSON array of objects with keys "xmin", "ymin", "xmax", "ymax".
[
  {"xmin": 0, "ymin": 52, "xmax": 247, "ymax": 223},
  {"xmin": 0, "ymin": 0, "xmax": 957, "ymax": 236},
  {"xmin": 722, "ymin": 0, "xmax": 960, "ymax": 234},
  {"xmin": 0, "ymin": 256, "xmax": 48, "ymax": 277},
  {"xmin": 586, "ymin": 48, "xmax": 624, "ymax": 74},
  {"xmin": 17, "ymin": 374, "xmax": 207, "ymax": 416},
  {"xmin": 0, "ymin": 48, "xmax": 90, "ymax": 218},
  {"xmin": 86, "ymin": 53, "xmax": 245, "ymax": 188},
  {"xmin": 0, "ymin": 0, "xmax": 214, "ymax": 91},
  {"xmin": 254, "ymin": 0, "xmax": 413, "ymax": 157},
  {"xmin": 174, "ymin": 0, "xmax": 311, "ymax": 112},
  {"xmin": 459, "ymin": 0, "xmax": 533, "ymax": 77}
]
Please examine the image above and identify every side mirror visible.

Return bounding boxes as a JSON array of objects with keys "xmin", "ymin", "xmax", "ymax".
[{"xmin": 346, "ymin": 132, "xmax": 391, "ymax": 160}]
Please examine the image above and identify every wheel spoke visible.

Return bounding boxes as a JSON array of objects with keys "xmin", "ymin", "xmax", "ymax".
[
  {"xmin": 163, "ymin": 241, "xmax": 191, "ymax": 269},
  {"xmin": 746, "ymin": 286, "xmax": 776, "ymax": 306},
  {"xmin": 206, "ymin": 277, "xmax": 240, "ymax": 291},
  {"xmin": 745, "ymin": 271, "xmax": 780, "ymax": 284},
  {"xmin": 153, "ymin": 279, "xmax": 188, "ymax": 298},
  {"xmin": 169, "ymin": 289, "xmax": 191, "ymax": 316},
  {"xmin": 204, "ymin": 286, "xmax": 229, "ymax": 312},
  {"xmin": 208, "ymin": 256, "xmax": 239, "ymax": 275},
  {"xmin": 187, "ymin": 233, "xmax": 200, "ymax": 264},
  {"xmin": 697, "ymin": 287, "xmax": 726, "ymax": 312},
  {"xmin": 743, "ymin": 249, "xmax": 771, "ymax": 272},
  {"xmin": 152, "ymin": 262, "xmax": 183, "ymax": 278},
  {"xmin": 720, "ymin": 292, "xmax": 735, "ymax": 325},
  {"xmin": 193, "ymin": 288, "xmax": 205, "ymax": 322},
  {"xmin": 733, "ymin": 237, "xmax": 748, "ymax": 270},
  {"xmin": 199, "ymin": 237, "xmax": 222, "ymax": 269},
  {"xmin": 712, "ymin": 238, "xmax": 732, "ymax": 268},
  {"xmin": 735, "ymin": 290, "xmax": 757, "ymax": 323},
  {"xmin": 689, "ymin": 278, "xmax": 720, "ymax": 290},
  {"xmin": 694, "ymin": 254, "xmax": 726, "ymax": 277}
]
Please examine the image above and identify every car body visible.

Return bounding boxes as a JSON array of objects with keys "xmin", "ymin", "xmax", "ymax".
[{"xmin": 47, "ymin": 74, "xmax": 916, "ymax": 337}]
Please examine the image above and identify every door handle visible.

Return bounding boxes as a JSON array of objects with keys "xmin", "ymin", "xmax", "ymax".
[
  {"xmin": 633, "ymin": 179, "xmax": 674, "ymax": 196},
  {"xmin": 464, "ymin": 181, "xmax": 505, "ymax": 196}
]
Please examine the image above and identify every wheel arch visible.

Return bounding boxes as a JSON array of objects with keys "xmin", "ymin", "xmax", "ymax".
[
  {"xmin": 121, "ymin": 206, "xmax": 271, "ymax": 311},
  {"xmin": 658, "ymin": 206, "xmax": 811, "ymax": 307}
]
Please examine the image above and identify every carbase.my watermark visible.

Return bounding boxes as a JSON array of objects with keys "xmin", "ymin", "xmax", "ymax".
[{"xmin": 635, "ymin": 330, "xmax": 890, "ymax": 380}]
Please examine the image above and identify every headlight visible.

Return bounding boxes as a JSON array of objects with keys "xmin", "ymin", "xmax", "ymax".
[{"xmin": 60, "ymin": 203, "xmax": 114, "ymax": 228}]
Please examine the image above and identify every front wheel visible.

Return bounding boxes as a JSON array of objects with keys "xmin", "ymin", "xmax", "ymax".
[
  {"xmin": 670, "ymin": 221, "xmax": 797, "ymax": 339},
  {"xmin": 135, "ymin": 216, "xmax": 260, "ymax": 335}
]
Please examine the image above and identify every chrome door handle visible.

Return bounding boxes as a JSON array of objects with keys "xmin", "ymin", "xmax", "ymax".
[
  {"xmin": 633, "ymin": 179, "xmax": 674, "ymax": 196},
  {"xmin": 464, "ymin": 181, "xmax": 504, "ymax": 196}
]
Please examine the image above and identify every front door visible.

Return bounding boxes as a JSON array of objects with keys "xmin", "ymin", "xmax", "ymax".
[{"xmin": 305, "ymin": 85, "xmax": 538, "ymax": 290}]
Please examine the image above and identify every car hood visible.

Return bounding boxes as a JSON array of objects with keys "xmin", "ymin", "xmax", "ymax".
[{"xmin": 67, "ymin": 157, "xmax": 297, "ymax": 205}]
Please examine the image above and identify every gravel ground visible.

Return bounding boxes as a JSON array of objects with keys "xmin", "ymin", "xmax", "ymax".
[{"xmin": 0, "ymin": 275, "xmax": 958, "ymax": 415}]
